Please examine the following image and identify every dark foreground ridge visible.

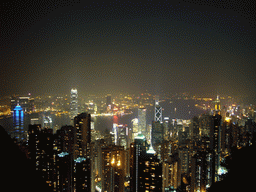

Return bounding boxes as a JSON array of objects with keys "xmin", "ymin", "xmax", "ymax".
[
  {"xmin": 1, "ymin": 122, "xmax": 256, "ymax": 192},
  {"xmin": 209, "ymin": 137, "xmax": 256, "ymax": 192},
  {"xmin": 0, "ymin": 125, "xmax": 50, "ymax": 192}
]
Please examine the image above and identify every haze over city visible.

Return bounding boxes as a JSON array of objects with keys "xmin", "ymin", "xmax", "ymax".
[
  {"xmin": 1, "ymin": 1, "xmax": 256, "ymax": 192},
  {"xmin": 1, "ymin": 0, "xmax": 255, "ymax": 102}
]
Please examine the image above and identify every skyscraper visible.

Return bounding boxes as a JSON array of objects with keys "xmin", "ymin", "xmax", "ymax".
[
  {"xmin": 74, "ymin": 157, "xmax": 91, "ymax": 192},
  {"xmin": 28, "ymin": 126, "xmax": 56, "ymax": 190},
  {"xmin": 57, "ymin": 152, "xmax": 74, "ymax": 192},
  {"xmin": 73, "ymin": 113, "xmax": 92, "ymax": 191},
  {"xmin": 213, "ymin": 95, "xmax": 221, "ymax": 115},
  {"xmin": 151, "ymin": 121, "xmax": 164, "ymax": 150},
  {"xmin": 130, "ymin": 133, "xmax": 150, "ymax": 192},
  {"xmin": 138, "ymin": 108, "xmax": 147, "ymax": 136},
  {"xmin": 70, "ymin": 88, "xmax": 78, "ymax": 119},
  {"xmin": 154, "ymin": 96, "xmax": 162, "ymax": 123},
  {"xmin": 138, "ymin": 147, "xmax": 162, "ymax": 192},
  {"xmin": 163, "ymin": 117, "xmax": 171, "ymax": 140},
  {"xmin": 131, "ymin": 118, "xmax": 139, "ymax": 141},
  {"xmin": 191, "ymin": 151, "xmax": 215, "ymax": 192},
  {"xmin": 102, "ymin": 145, "xmax": 125, "ymax": 192},
  {"xmin": 210, "ymin": 114, "xmax": 222, "ymax": 182},
  {"xmin": 13, "ymin": 104, "xmax": 24, "ymax": 141},
  {"xmin": 73, "ymin": 113, "xmax": 91, "ymax": 159},
  {"xmin": 11, "ymin": 96, "xmax": 31, "ymax": 113},
  {"xmin": 59, "ymin": 125, "xmax": 76, "ymax": 155},
  {"xmin": 116, "ymin": 124, "xmax": 129, "ymax": 149}
]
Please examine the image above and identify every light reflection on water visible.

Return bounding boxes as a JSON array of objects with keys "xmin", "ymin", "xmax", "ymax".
[{"xmin": 0, "ymin": 99, "xmax": 205, "ymax": 135}]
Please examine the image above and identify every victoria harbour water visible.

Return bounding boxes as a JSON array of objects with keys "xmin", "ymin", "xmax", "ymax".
[{"xmin": 0, "ymin": 99, "xmax": 206, "ymax": 135}]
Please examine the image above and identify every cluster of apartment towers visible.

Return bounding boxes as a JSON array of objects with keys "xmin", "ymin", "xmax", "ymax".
[{"xmin": 13, "ymin": 89, "xmax": 249, "ymax": 192}]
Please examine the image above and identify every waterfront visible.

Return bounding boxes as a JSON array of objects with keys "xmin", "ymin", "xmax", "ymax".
[{"xmin": 0, "ymin": 99, "xmax": 206, "ymax": 136}]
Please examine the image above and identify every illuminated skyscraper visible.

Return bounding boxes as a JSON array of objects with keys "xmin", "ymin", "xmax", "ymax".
[
  {"xmin": 74, "ymin": 157, "xmax": 91, "ymax": 192},
  {"xmin": 28, "ymin": 126, "xmax": 55, "ymax": 190},
  {"xmin": 74, "ymin": 113, "xmax": 91, "ymax": 159},
  {"xmin": 138, "ymin": 108, "xmax": 147, "ymax": 136},
  {"xmin": 56, "ymin": 152, "xmax": 74, "ymax": 192},
  {"xmin": 163, "ymin": 117, "xmax": 171, "ymax": 140},
  {"xmin": 73, "ymin": 113, "xmax": 92, "ymax": 191},
  {"xmin": 116, "ymin": 124, "xmax": 129, "ymax": 149},
  {"xmin": 154, "ymin": 96, "xmax": 162, "ymax": 123},
  {"xmin": 131, "ymin": 118, "xmax": 139, "ymax": 141},
  {"xmin": 191, "ymin": 151, "xmax": 215, "ymax": 192},
  {"xmin": 70, "ymin": 88, "xmax": 78, "ymax": 119},
  {"xmin": 13, "ymin": 104, "xmax": 24, "ymax": 141},
  {"xmin": 151, "ymin": 121, "xmax": 164, "ymax": 150},
  {"xmin": 11, "ymin": 96, "xmax": 31, "ymax": 112},
  {"xmin": 213, "ymin": 95, "xmax": 221, "ymax": 115},
  {"xmin": 138, "ymin": 147, "xmax": 162, "ymax": 192},
  {"xmin": 59, "ymin": 125, "xmax": 76, "ymax": 155},
  {"xmin": 210, "ymin": 114, "xmax": 222, "ymax": 182},
  {"xmin": 130, "ymin": 134, "xmax": 150, "ymax": 192},
  {"xmin": 102, "ymin": 145, "xmax": 125, "ymax": 192}
]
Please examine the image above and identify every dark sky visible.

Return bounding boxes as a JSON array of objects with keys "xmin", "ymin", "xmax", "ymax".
[{"xmin": 1, "ymin": 0, "xmax": 256, "ymax": 101}]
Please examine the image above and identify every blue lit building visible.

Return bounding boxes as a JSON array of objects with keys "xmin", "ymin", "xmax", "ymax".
[{"xmin": 13, "ymin": 104, "xmax": 24, "ymax": 141}]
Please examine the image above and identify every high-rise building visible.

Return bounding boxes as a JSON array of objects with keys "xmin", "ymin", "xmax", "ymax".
[
  {"xmin": 73, "ymin": 113, "xmax": 91, "ymax": 159},
  {"xmin": 214, "ymin": 95, "xmax": 221, "ymax": 115},
  {"xmin": 73, "ymin": 113, "xmax": 92, "ymax": 191},
  {"xmin": 131, "ymin": 118, "xmax": 139, "ymax": 141},
  {"xmin": 191, "ymin": 151, "xmax": 215, "ymax": 192},
  {"xmin": 70, "ymin": 88, "xmax": 78, "ymax": 119},
  {"xmin": 102, "ymin": 145, "xmax": 125, "ymax": 192},
  {"xmin": 139, "ymin": 147, "xmax": 162, "ymax": 192},
  {"xmin": 154, "ymin": 96, "xmax": 162, "ymax": 123},
  {"xmin": 11, "ymin": 96, "xmax": 32, "ymax": 113},
  {"xmin": 191, "ymin": 116, "xmax": 199, "ymax": 140},
  {"xmin": 130, "ymin": 135, "xmax": 159, "ymax": 192},
  {"xmin": 28, "ymin": 124, "xmax": 41, "ymax": 169},
  {"xmin": 199, "ymin": 114, "xmax": 212, "ymax": 138},
  {"xmin": 59, "ymin": 125, "xmax": 76, "ymax": 155},
  {"xmin": 116, "ymin": 124, "xmax": 129, "ymax": 149},
  {"xmin": 56, "ymin": 152, "xmax": 74, "ymax": 192},
  {"xmin": 138, "ymin": 108, "xmax": 147, "ymax": 135},
  {"xmin": 210, "ymin": 114, "xmax": 222, "ymax": 182},
  {"xmin": 167, "ymin": 152, "xmax": 181, "ymax": 190},
  {"xmin": 74, "ymin": 157, "xmax": 91, "ymax": 192},
  {"xmin": 151, "ymin": 121, "xmax": 164, "ymax": 150},
  {"xmin": 178, "ymin": 146, "xmax": 189, "ymax": 174},
  {"xmin": 90, "ymin": 139, "xmax": 109, "ymax": 191},
  {"xmin": 13, "ymin": 104, "xmax": 24, "ymax": 141},
  {"xmin": 163, "ymin": 117, "xmax": 171, "ymax": 141},
  {"xmin": 28, "ymin": 125, "xmax": 56, "ymax": 190}
]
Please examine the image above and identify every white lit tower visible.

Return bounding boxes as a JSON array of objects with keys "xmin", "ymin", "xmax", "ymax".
[
  {"xmin": 131, "ymin": 118, "xmax": 139, "ymax": 141},
  {"xmin": 138, "ymin": 108, "xmax": 147, "ymax": 136},
  {"xmin": 70, "ymin": 88, "xmax": 78, "ymax": 119},
  {"xmin": 154, "ymin": 96, "xmax": 162, "ymax": 123}
]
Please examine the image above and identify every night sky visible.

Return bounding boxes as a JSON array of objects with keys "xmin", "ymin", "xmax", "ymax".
[{"xmin": 1, "ymin": 0, "xmax": 256, "ymax": 101}]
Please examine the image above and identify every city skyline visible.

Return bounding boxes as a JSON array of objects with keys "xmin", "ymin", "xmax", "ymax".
[
  {"xmin": 1, "ymin": 0, "xmax": 255, "ymax": 103},
  {"xmin": 1, "ymin": 1, "xmax": 256, "ymax": 190},
  {"xmin": 1, "ymin": 81, "xmax": 256, "ymax": 191}
]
